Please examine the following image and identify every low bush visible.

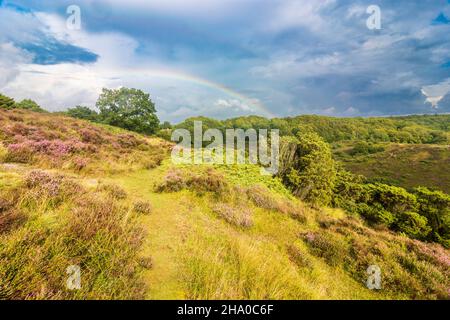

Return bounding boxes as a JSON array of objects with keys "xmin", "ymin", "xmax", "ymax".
[
  {"xmin": 246, "ymin": 184, "xmax": 307, "ymax": 222},
  {"xmin": 133, "ymin": 200, "xmax": 152, "ymax": 215},
  {"xmin": 306, "ymin": 217, "xmax": 450, "ymax": 299},
  {"xmin": 287, "ymin": 244, "xmax": 313, "ymax": 268},
  {"xmin": 302, "ymin": 231, "xmax": 348, "ymax": 266},
  {"xmin": 246, "ymin": 185, "xmax": 279, "ymax": 211},
  {"xmin": 157, "ymin": 167, "xmax": 229, "ymax": 196},
  {"xmin": 98, "ymin": 183, "xmax": 128, "ymax": 200},
  {"xmin": 212, "ymin": 203, "xmax": 253, "ymax": 228}
]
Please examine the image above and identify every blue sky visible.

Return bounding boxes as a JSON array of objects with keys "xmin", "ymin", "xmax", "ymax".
[{"xmin": 0, "ymin": 0, "xmax": 449, "ymax": 122}]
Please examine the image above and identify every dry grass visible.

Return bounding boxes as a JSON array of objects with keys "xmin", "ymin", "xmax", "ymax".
[{"xmin": 0, "ymin": 170, "xmax": 146, "ymax": 299}]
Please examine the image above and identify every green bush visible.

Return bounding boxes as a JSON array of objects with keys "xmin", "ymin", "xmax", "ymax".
[
  {"xmin": 414, "ymin": 187, "xmax": 450, "ymax": 246},
  {"xmin": 279, "ymin": 133, "xmax": 337, "ymax": 206},
  {"xmin": 0, "ymin": 93, "xmax": 15, "ymax": 109},
  {"xmin": 66, "ymin": 106, "xmax": 100, "ymax": 122},
  {"xmin": 357, "ymin": 203, "xmax": 396, "ymax": 226},
  {"xmin": 349, "ymin": 141, "xmax": 385, "ymax": 156},
  {"xmin": 15, "ymin": 99, "xmax": 46, "ymax": 112},
  {"xmin": 395, "ymin": 211, "xmax": 431, "ymax": 239}
]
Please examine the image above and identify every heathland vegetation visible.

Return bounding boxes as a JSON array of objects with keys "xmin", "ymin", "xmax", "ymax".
[{"xmin": 0, "ymin": 90, "xmax": 449, "ymax": 299}]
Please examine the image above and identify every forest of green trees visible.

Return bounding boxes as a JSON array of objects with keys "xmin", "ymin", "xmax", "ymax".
[{"xmin": 174, "ymin": 114, "xmax": 449, "ymax": 145}]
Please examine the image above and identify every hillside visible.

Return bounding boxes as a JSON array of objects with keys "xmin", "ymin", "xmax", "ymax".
[
  {"xmin": 335, "ymin": 143, "xmax": 450, "ymax": 193},
  {"xmin": 1, "ymin": 109, "xmax": 449, "ymax": 300},
  {"xmin": 175, "ymin": 114, "xmax": 450, "ymax": 193}
]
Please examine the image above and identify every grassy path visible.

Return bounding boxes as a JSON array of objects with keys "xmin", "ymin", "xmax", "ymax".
[{"xmin": 115, "ymin": 168, "xmax": 189, "ymax": 299}]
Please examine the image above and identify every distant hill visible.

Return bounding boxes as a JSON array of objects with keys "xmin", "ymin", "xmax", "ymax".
[
  {"xmin": 176, "ymin": 114, "xmax": 450, "ymax": 144},
  {"xmin": 335, "ymin": 143, "xmax": 450, "ymax": 193}
]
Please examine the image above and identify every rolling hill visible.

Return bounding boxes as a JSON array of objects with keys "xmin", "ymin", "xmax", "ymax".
[{"xmin": 0, "ymin": 109, "xmax": 449, "ymax": 300}]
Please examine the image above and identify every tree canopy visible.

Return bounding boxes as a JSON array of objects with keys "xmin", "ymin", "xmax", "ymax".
[
  {"xmin": 15, "ymin": 99, "xmax": 46, "ymax": 113},
  {"xmin": 96, "ymin": 88, "xmax": 160, "ymax": 135},
  {"xmin": 66, "ymin": 106, "xmax": 100, "ymax": 122}
]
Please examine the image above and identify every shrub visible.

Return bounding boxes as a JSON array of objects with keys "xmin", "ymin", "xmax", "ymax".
[
  {"xmin": 246, "ymin": 185, "xmax": 279, "ymax": 211},
  {"xmin": 72, "ymin": 157, "xmax": 89, "ymax": 171},
  {"xmin": 133, "ymin": 200, "xmax": 152, "ymax": 215},
  {"xmin": 79, "ymin": 128, "xmax": 104, "ymax": 144},
  {"xmin": 5, "ymin": 142, "xmax": 34, "ymax": 163},
  {"xmin": 287, "ymin": 244, "xmax": 313, "ymax": 268},
  {"xmin": 302, "ymin": 231, "xmax": 348, "ymax": 266},
  {"xmin": 15, "ymin": 99, "xmax": 45, "ymax": 113},
  {"xmin": 349, "ymin": 141, "xmax": 385, "ymax": 156},
  {"xmin": 143, "ymin": 153, "xmax": 165, "ymax": 169},
  {"xmin": 25, "ymin": 170, "xmax": 63, "ymax": 197},
  {"xmin": 0, "ymin": 93, "xmax": 15, "ymax": 109},
  {"xmin": 212, "ymin": 203, "xmax": 253, "ymax": 228},
  {"xmin": 66, "ymin": 106, "xmax": 100, "ymax": 122},
  {"xmin": 357, "ymin": 203, "xmax": 396, "ymax": 227},
  {"xmin": 0, "ymin": 207, "xmax": 26, "ymax": 234},
  {"xmin": 117, "ymin": 134, "xmax": 144, "ymax": 149},
  {"xmin": 6, "ymin": 139, "xmax": 92, "ymax": 163},
  {"xmin": 23, "ymin": 171, "xmax": 83, "ymax": 206},
  {"xmin": 367, "ymin": 183, "xmax": 418, "ymax": 214},
  {"xmin": 279, "ymin": 133, "xmax": 337, "ymax": 206},
  {"xmin": 157, "ymin": 168, "xmax": 229, "ymax": 195},
  {"xmin": 414, "ymin": 187, "xmax": 450, "ymax": 246},
  {"xmin": 98, "ymin": 183, "xmax": 128, "ymax": 199},
  {"xmin": 395, "ymin": 211, "xmax": 431, "ymax": 239},
  {"xmin": 156, "ymin": 169, "xmax": 186, "ymax": 192}
]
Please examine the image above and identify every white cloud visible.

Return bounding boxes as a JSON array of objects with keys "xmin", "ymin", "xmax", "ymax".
[
  {"xmin": 266, "ymin": 0, "xmax": 335, "ymax": 32},
  {"xmin": 421, "ymin": 79, "xmax": 450, "ymax": 109},
  {"xmin": 346, "ymin": 5, "xmax": 366, "ymax": 19},
  {"xmin": 214, "ymin": 98, "xmax": 255, "ymax": 112},
  {"xmin": 0, "ymin": 43, "xmax": 33, "ymax": 88},
  {"xmin": 0, "ymin": 9, "xmax": 127, "ymax": 110}
]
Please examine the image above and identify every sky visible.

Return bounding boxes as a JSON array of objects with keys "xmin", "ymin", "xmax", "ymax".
[{"xmin": 0, "ymin": 0, "xmax": 449, "ymax": 122}]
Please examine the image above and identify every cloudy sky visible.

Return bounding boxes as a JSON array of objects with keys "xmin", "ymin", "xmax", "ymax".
[{"xmin": 0, "ymin": 0, "xmax": 449, "ymax": 122}]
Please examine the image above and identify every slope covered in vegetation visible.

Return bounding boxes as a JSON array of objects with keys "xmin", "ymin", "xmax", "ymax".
[
  {"xmin": 335, "ymin": 143, "xmax": 450, "ymax": 193},
  {"xmin": 0, "ymin": 109, "xmax": 449, "ymax": 300}
]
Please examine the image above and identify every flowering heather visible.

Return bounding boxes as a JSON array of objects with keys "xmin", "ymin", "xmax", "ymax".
[
  {"xmin": 72, "ymin": 156, "xmax": 89, "ymax": 171},
  {"xmin": 25, "ymin": 170, "xmax": 63, "ymax": 197},
  {"xmin": 0, "ymin": 109, "xmax": 169, "ymax": 172},
  {"xmin": 7, "ymin": 139, "xmax": 91, "ymax": 159},
  {"xmin": 79, "ymin": 128, "xmax": 105, "ymax": 145},
  {"xmin": 408, "ymin": 239, "xmax": 450, "ymax": 268}
]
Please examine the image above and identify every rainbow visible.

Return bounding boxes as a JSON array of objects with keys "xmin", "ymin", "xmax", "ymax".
[
  {"xmin": 120, "ymin": 67, "xmax": 275, "ymax": 118},
  {"xmin": 22, "ymin": 64, "xmax": 274, "ymax": 117}
]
